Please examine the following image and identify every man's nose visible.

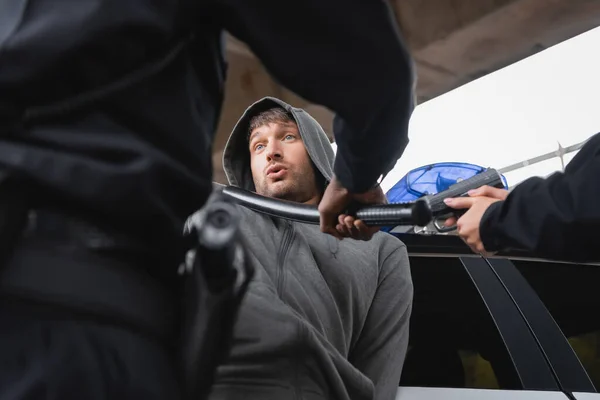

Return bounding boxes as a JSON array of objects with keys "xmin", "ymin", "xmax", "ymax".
[{"xmin": 266, "ymin": 142, "xmax": 283, "ymax": 160}]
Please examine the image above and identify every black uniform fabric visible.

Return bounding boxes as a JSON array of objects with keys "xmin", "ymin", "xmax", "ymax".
[
  {"xmin": 0, "ymin": 1, "xmax": 414, "ymax": 398},
  {"xmin": 0, "ymin": 0, "xmax": 415, "ymax": 266},
  {"xmin": 480, "ymin": 132, "xmax": 600, "ymax": 262},
  {"xmin": 0, "ymin": 299, "xmax": 180, "ymax": 400}
]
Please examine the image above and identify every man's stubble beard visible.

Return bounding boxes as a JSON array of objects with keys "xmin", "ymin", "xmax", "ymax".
[{"xmin": 255, "ymin": 171, "xmax": 315, "ymax": 204}]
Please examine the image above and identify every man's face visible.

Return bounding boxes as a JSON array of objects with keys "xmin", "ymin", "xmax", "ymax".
[{"xmin": 249, "ymin": 121, "xmax": 321, "ymax": 204}]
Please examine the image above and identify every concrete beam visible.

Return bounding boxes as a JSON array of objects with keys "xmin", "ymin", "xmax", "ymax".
[
  {"xmin": 212, "ymin": 50, "xmax": 282, "ymax": 153},
  {"xmin": 392, "ymin": 0, "xmax": 517, "ymax": 50},
  {"xmin": 224, "ymin": 33, "xmax": 254, "ymax": 58},
  {"xmin": 409, "ymin": 0, "xmax": 600, "ymax": 100}
]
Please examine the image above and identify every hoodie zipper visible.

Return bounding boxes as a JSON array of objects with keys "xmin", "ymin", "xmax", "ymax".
[
  {"xmin": 276, "ymin": 221, "xmax": 295, "ymax": 296},
  {"xmin": 276, "ymin": 221, "xmax": 301, "ymax": 400}
]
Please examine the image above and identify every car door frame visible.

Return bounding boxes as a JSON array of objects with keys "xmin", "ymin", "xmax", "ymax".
[{"xmin": 395, "ymin": 233, "xmax": 597, "ymax": 396}]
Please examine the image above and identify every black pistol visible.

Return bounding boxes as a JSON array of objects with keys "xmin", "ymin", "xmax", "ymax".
[{"xmin": 423, "ymin": 168, "xmax": 505, "ymax": 232}]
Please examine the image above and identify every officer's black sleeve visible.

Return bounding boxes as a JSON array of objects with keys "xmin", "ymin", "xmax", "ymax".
[
  {"xmin": 216, "ymin": 0, "xmax": 415, "ymax": 193},
  {"xmin": 480, "ymin": 134, "xmax": 600, "ymax": 262}
]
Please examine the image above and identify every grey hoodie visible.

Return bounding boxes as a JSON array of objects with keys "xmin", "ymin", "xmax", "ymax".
[{"xmin": 212, "ymin": 97, "xmax": 413, "ymax": 400}]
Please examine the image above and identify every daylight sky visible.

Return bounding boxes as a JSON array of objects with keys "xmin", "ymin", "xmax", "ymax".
[{"xmin": 332, "ymin": 26, "xmax": 600, "ymax": 192}]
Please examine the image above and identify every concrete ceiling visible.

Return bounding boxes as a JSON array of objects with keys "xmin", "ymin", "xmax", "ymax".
[{"xmin": 212, "ymin": 0, "xmax": 600, "ymax": 183}]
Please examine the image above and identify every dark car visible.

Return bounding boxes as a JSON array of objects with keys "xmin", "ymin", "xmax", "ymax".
[{"xmin": 393, "ymin": 232, "xmax": 600, "ymax": 400}]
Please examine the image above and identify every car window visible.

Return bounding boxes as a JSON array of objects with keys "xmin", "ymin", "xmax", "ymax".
[
  {"xmin": 570, "ymin": 332, "xmax": 600, "ymax": 388},
  {"xmin": 400, "ymin": 256, "xmax": 518, "ymax": 389},
  {"xmin": 513, "ymin": 260, "xmax": 600, "ymax": 389}
]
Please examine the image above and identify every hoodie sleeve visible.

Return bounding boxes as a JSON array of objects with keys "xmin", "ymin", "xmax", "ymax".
[
  {"xmin": 215, "ymin": 0, "xmax": 415, "ymax": 193},
  {"xmin": 349, "ymin": 243, "xmax": 413, "ymax": 400},
  {"xmin": 480, "ymin": 134, "xmax": 600, "ymax": 262}
]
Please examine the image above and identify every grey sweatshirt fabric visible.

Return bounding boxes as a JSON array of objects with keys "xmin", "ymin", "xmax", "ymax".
[{"xmin": 213, "ymin": 97, "xmax": 413, "ymax": 400}]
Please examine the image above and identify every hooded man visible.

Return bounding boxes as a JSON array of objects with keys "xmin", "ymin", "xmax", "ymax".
[{"xmin": 206, "ymin": 97, "xmax": 413, "ymax": 400}]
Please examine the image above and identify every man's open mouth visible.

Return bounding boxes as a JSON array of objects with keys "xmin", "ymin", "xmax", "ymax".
[{"xmin": 266, "ymin": 166, "xmax": 288, "ymax": 179}]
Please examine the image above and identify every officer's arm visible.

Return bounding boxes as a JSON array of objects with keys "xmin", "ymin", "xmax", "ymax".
[
  {"xmin": 216, "ymin": 0, "xmax": 415, "ymax": 193},
  {"xmin": 480, "ymin": 141, "xmax": 600, "ymax": 262}
]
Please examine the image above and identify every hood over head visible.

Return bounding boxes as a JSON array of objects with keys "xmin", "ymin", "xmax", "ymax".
[{"xmin": 222, "ymin": 97, "xmax": 335, "ymax": 191}]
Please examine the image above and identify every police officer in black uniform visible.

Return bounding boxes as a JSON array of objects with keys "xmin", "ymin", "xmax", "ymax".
[
  {"xmin": 446, "ymin": 132, "xmax": 600, "ymax": 262},
  {"xmin": 0, "ymin": 0, "xmax": 415, "ymax": 398}
]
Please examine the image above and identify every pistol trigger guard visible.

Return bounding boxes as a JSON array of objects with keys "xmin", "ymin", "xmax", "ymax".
[{"xmin": 433, "ymin": 215, "xmax": 457, "ymax": 233}]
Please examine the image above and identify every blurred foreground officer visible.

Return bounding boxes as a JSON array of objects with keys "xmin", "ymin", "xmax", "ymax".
[
  {"xmin": 444, "ymin": 133, "xmax": 600, "ymax": 262},
  {"xmin": 0, "ymin": 0, "xmax": 415, "ymax": 399}
]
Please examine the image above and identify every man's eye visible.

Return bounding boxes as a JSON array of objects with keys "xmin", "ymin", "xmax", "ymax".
[
  {"xmin": 284, "ymin": 135, "xmax": 295, "ymax": 140},
  {"xmin": 254, "ymin": 144, "xmax": 264, "ymax": 151}
]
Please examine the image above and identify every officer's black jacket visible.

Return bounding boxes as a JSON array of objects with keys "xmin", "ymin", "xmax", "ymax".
[
  {"xmin": 481, "ymin": 132, "xmax": 600, "ymax": 262},
  {"xmin": 0, "ymin": 0, "xmax": 414, "ymax": 263}
]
